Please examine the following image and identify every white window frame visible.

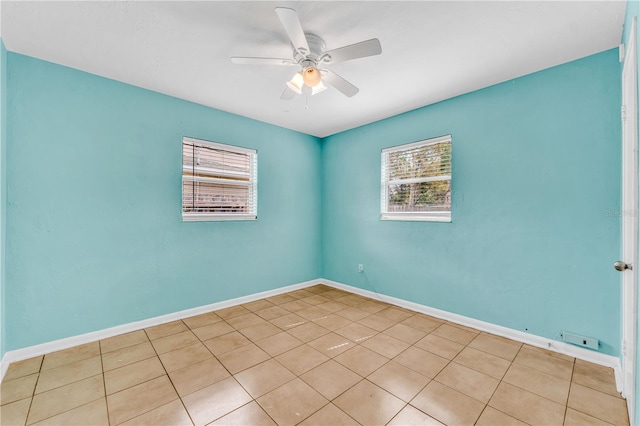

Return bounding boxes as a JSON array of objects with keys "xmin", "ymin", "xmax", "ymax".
[
  {"xmin": 381, "ymin": 135, "xmax": 452, "ymax": 222},
  {"xmin": 182, "ymin": 137, "xmax": 257, "ymax": 222}
]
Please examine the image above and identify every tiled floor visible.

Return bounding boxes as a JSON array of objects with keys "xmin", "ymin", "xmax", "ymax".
[{"xmin": 0, "ymin": 284, "xmax": 629, "ymax": 425}]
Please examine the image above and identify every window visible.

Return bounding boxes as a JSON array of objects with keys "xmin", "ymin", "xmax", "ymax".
[
  {"xmin": 182, "ymin": 137, "xmax": 257, "ymax": 221},
  {"xmin": 381, "ymin": 135, "xmax": 452, "ymax": 222}
]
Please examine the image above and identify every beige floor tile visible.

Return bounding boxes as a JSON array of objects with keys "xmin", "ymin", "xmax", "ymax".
[
  {"xmin": 357, "ymin": 300, "xmax": 389, "ymax": 314},
  {"xmin": 489, "ymin": 382, "xmax": 565, "ymax": 425},
  {"xmin": 32, "ymin": 398, "xmax": 108, "ymax": 426},
  {"xmin": 1, "ymin": 373, "xmax": 38, "ymax": 405},
  {"xmin": 312, "ymin": 314, "xmax": 352, "ymax": 331},
  {"xmin": 475, "ymin": 406, "xmax": 527, "ymax": 426},
  {"xmin": 35, "ymin": 356, "xmax": 102, "ymax": 394},
  {"xmin": 523, "ymin": 344, "xmax": 575, "ymax": 362},
  {"xmin": 400, "ymin": 314, "xmax": 443, "ymax": 334},
  {"xmin": 334, "ymin": 306, "xmax": 371, "ymax": 322},
  {"xmin": 502, "ymin": 362, "xmax": 570, "ymax": 404},
  {"xmin": 191, "ymin": 321, "xmax": 235, "ymax": 341},
  {"xmin": 145, "ymin": 320, "xmax": 188, "ymax": 340},
  {"xmin": 296, "ymin": 307, "xmax": 332, "ymax": 321},
  {"xmin": 265, "ymin": 294, "xmax": 297, "ymax": 305},
  {"xmin": 102, "ymin": 341, "xmax": 156, "ymax": 372},
  {"xmin": 334, "ymin": 323, "xmax": 377, "ymax": 343},
  {"xmin": 300, "ymin": 359, "xmax": 362, "ymax": 400},
  {"xmin": 269, "ymin": 313, "xmax": 307, "ymax": 330},
  {"xmin": 211, "ymin": 401, "xmax": 276, "ymax": 426},
  {"xmin": 182, "ymin": 376, "xmax": 252, "ymax": 426},
  {"xmin": 151, "ymin": 330, "xmax": 200, "ymax": 354},
  {"xmin": 120, "ymin": 399, "xmax": 193, "ymax": 426},
  {"xmin": 182, "ymin": 312, "xmax": 221, "ymax": 329},
  {"xmin": 275, "ymin": 344, "xmax": 330, "ymax": 376},
  {"xmin": 334, "ymin": 345, "xmax": 389, "ymax": 377},
  {"xmin": 376, "ymin": 307, "xmax": 414, "ymax": 322},
  {"xmin": 4, "ymin": 357, "xmax": 43, "ymax": 381},
  {"xmin": 257, "ymin": 378, "xmax": 328, "ymax": 426},
  {"xmin": 411, "ymin": 380, "xmax": 485, "ymax": 425},
  {"xmin": 431, "ymin": 323, "xmax": 478, "ymax": 345},
  {"xmin": 383, "ymin": 323, "xmax": 426, "ymax": 344},
  {"xmin": 453, "ymin": 347, "xmax": 511, "ymax": 379},
  {"xmin": 107, "ymin": 375, "xmax": 177, "ymax": 425},
  {"xmin": 445, "ymin": 321, "xmax": 482, "ymax": 334},
  {"xmin": 168, "ymin": 357, "xmax": 230, "ymax": 397},
  {"xmin": 238, "ymin": 322, "xmax": 282, "ymax": 342},
  {"xmin": 287, "ymin": 322, "xmax": 330, "ymax": 343},
  {"xmin": 414, "ymin": 334, "xmax": 465, "ymax": 359},
  {"xmin": 288, "ymin": 289, "xmax": 316, "ymax": 300},
  {"xmin": 235, "ymin": 359, "xmax": 296, "ymax": 398},
  {"xmin": 564, "ymin": 407, "xmax": 616, "ymax": 425},
  {"xmin": 203, "ymin": 331, "xmax": 251, "ymax": 356},
  {"xmin": 573, "ymin": 359, "xmax": 620, "ymax": 398},
  {"xmin": 27, "ymin": 375, "xmax": 104, "ymax": 425},
  {"xmin": 281, "ymin": 300, "xmax": 314, "ymax": 313},
  {"xmin": 100, "ymin": 331, "xmax": 148, "ymax": 354},
  {"xmin": 215, "ymin": 305, "xmax": 252, "ymax": 320},
  {"xmin": 513, "ymin": 347, "xmax": 573, "ymax": 381},
  {"xmin": 104, "ymin": 357, "xmax": 165, "ymax": 395},
  {"xmin": 357, "ymin": 313, "xmax": 396, "ymax": 331},
  {"xmin": 567, "ymin": 383, "xmax": 629, "ymax": 425},
  {"xmin": 217, "ymin": 343, "xmax": 270, "ymax": 374},
  {"xmin": 334, "ymin": 379, "xmax": 405, "ymax": 425},
  {"xmin": 361, "ymin": 333, "xmax": 409, "ymax": 358},
  {"xmin": 227, "ymin": 313, "xmax": 266, "ymax": 330},
  {"xmin": 254, "ymin": 306, "xmax": 290, "ymax": 321},
  {"xmin": 321, "ymin": 290, "xmax": 350, "ymax": 300},
  {"xmin": 42, "ymin": 342, "xmax": 100, "ymax": 371},
  {"xmin": 0, "ymin": 397, "xmax": 31, "ymax": 425},
  {"xmin": 387, "ymin": 405, "xmax": 444, "ymax": 426},
  {"xmin": 367, "ymin": 360, "xmax": 430, "ymax": 402},
  {"xmin": 242, "ymin": 299, "xmax": 276, "ymax": 312},
  {"xmin": 254, "ymin": 332, "xmax": 303, "ymax": 357},
  {"xmin": 334, "ymin": 295, "xmax": 368, "ymax": 307},
  {"xmin": 299, "ymin": 403, "xmax": 359, "ymax": 425},
  {"xmin": 315, "ymin": 300, "xmax": 349, "ymax": 314},
  {"xmin": 468, "ymin": 333, "xmax": 522, "ymax": 361},
  {"xmin": 434, "ymin": 362, "xmax": 499, "ymax": 403},
  {"xmin": 307, "ymin": 332, "xmax": 355, "ymax": 357},
  {"xmin": 394, "ymin": 347, "xmax": 449, "ymax": 379},
  {"xmin": 159, "ymin": 342, "xmax": 213, "ymax": 373}
]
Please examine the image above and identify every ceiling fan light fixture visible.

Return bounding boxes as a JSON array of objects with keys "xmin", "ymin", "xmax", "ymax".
[
  {"xmin": 303, "ymin": 67, "xmax": 322, "ymax": 87},
  {"xmin": 311, "ymin": 80, "xmax": 327, "ymax": 95},
  {"xmin": 286, "ymin": 72, "xmax": 304, "ymax": 94}
]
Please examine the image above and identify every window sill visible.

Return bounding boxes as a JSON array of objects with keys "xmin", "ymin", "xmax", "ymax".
[
  {"xmin": 182, "ymin": 214, "xmax": 257, "ymax": 222},
  {"xmin": 380, "ymin": 214, "xmax": 451, "ymax": 223}
]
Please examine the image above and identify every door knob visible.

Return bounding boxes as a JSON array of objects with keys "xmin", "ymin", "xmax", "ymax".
[{"xmin": 614, "ymin": 261, "xmax": 632, "ymax": 271}]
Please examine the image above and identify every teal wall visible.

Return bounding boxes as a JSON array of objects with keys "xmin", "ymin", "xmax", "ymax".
[
  {"xmin": 5, "ymin": 53, "xmax": 322, "ymax": 350},
  {"xmin": 0, "ymin": 39, "xmax": 6, "ymax": 359},
  {"xmin": 321, "ymin": 49, "xmax": 622, "ymax": 356}
]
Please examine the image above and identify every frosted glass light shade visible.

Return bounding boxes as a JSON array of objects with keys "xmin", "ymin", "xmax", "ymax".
[
  {"xmin": 286, "ymin": 72, "xmax": 304, "ymax": 94},
  {"xmin": 303, "ymin": 67, "xmax": 322, "ymax": 87},
  {"xmin": 311, "ymin": 81, "xmax": 327, "ymax": 95}
]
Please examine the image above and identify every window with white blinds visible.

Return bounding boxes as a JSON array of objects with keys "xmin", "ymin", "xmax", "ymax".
[
  {"xmin": 381, "ymin": 135, "xmax": 452, "ymax": 222},
  {"xmin": 182, "ymin": 137, "xmax": 257, "ymax": 221}
]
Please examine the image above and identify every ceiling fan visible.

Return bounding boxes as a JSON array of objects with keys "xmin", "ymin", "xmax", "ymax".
[{"xmin": 231, "ymin": 7, "xmax": 382, "ymax": 99}]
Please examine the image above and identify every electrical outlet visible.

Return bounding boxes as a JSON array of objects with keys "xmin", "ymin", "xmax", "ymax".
[{"xmin": 358, "ymin": 264, "xmax": 364, "ymax": 273}]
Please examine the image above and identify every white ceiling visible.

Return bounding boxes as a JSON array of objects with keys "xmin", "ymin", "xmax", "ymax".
[{"xmin": 1, "ymin": 1, "xmax": 627, "ymax": 137}]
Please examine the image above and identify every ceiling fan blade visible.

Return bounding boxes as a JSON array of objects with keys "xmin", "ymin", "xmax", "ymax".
[
  {"xmin": 231, "ymin": 57, "xmax": 295, "ymax": 66},
  {"xmin": 275, "ymin": 7, "xmax": 310, "ymax": 54},
  {"xmin": 281, "ymin": 87, "xmax": 296, "ymax": 100},
  {"xmin": 322, "ymin": 69, "xmax": 359, "ymax": 97},
  {"xmin": 321, "ymin": 39, "xmax": 382, "ymax": 65}
]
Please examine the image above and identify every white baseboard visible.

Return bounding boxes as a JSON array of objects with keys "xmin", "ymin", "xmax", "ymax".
[
  {"xmin": 0, "ymin": 278, "xmax": 322, "ymax": 382},
  {"xmin": 1, "ymin": 276, "xmax": 623, "ymax": 395},
  {"xmin": 320, "ymin": 278, "xmax": 623, "ymax": 393}
]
